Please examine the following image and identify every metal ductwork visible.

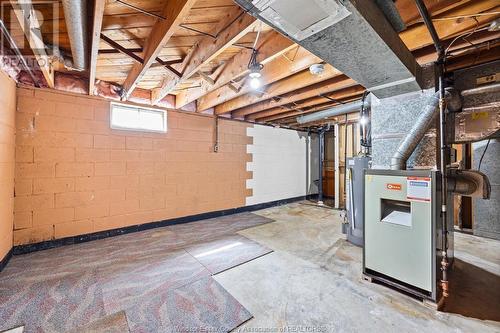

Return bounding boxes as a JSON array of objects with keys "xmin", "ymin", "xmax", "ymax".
[
  {"xmin": 61, "ymin": 0, "xmax": 88, "ymax": 71},
  {"xmin": 374, "ymin": 0, "xmax": 406, "ymax": 32},
  {"xmin": 296, "ymin": 100, "xmax": 363, "ymax": 124},
  {"xmin": 448, "ymin": 169, "xmax": 491, "ymax": 199},
  {"xmin": 390, "ymin": 89, "xmax": 462, "ymax": 170},
  {"xmin": 234, "ymin": 0, "xmax": 423, "ymax": 98}
]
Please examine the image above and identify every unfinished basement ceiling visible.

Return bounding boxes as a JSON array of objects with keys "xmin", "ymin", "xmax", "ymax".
[{"xmin": 1, "ymin": 0, "xmax": 499, "ymax": 129}]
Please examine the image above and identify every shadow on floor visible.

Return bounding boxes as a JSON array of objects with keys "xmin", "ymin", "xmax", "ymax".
[{"xmin": 443, "ymin": 258, "xmax": 500, "ymax": 321}]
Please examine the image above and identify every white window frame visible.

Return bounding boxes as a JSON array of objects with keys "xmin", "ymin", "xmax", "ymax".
[{"xmin": 110, "ymin": 102, "xmax": 167, "ymax": 133}]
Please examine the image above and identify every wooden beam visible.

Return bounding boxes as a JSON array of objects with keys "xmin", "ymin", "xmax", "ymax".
[
  {"xmin": 10, "ymin": 0, "xmax": 54, "ymax": 88},
  {"xmin": 413, "ymin": 30, "xmax": 500, "ymax": 65},
  {"xmin": 89, "ymin": 0, "xmax": 105, "ymax": 95},
  {"xmin": 400, "ymin": 1, "xmax": 500, "ymax": 51},
  {"xmin": 176, "ymin": 31, "xmax": 296, "ymax": 109},
  {"xmin": 254, "ymin": 85, "xmax": 365, "ymax": 122},
  {"xmin": 122, "ymin": 0, "xmax": 197, "ymax": 97},
  {"xmin": 228, "ymin": 74, "xmax": 356, "ymax": 118},
  {"xmin": 230, "ymin": 75, "xmax": 358, "ymax": 118},
  {"xmin": 198, "ymin": 71, "xmax": 215, "ymax": 85},
  {"xmin": 396, "ymin": 0, "xmax": 473, "ymax": 26},
  {"xmin": 197, "ymin": 46, "xmax": 323, "ymax": 111},
  {"xmin": 152, "ymin": 8, "xmax": 257, "ymax": 104},
  {"xmin": 217, "ymin": 64, "xmax": 342, "ymax": 116},
  {"xmin": 445, "ymin": 44, "xmax": 500, "ymax": 72}
]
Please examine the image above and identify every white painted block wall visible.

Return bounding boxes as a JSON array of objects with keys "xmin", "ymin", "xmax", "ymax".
[{"xmin": 246, "ymin": 125, "xmax": 318, "ymax": 206}]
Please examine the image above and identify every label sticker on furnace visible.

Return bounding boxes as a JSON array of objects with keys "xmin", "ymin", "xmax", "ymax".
[{"xmin": 406, "ymin": 177, "xmax": 431, "ymax": 202}]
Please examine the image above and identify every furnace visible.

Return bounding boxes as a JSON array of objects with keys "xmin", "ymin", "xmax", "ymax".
[{"xmin": 363, "ymin": 170, "xmax": 454, "ymax": 303}]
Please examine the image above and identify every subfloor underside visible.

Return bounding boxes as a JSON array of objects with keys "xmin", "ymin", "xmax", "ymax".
[{"xmin": 1, "ymin": 201, "xmax": 499, "ymax": 332}]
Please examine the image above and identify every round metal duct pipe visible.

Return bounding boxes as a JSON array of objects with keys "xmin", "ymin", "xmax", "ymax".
[
  {"xmin": 390, "ymin": 88, "xmax": 462, "ymax": 170},
  {"xmin": 61, "ymin": 0, "xmax": 88, "ymax": 71},
  {"xmin": 296, "ymin": 100, "xmax": 363, "ymax": 124}
]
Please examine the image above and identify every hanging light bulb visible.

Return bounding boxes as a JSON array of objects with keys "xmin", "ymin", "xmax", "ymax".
[
  {"xmin": 359, "ymin": 116, "xmax": 369, "ymax": 126},
  {"xmin": 250, "ymin": 76, "xmax": 261, "ymax": 89},
  {"xmin": 248, "ymin": 48, "xmax": 263, "ymax": 90}
]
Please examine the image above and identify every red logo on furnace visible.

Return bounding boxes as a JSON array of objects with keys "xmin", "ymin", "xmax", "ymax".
[{"xmin": 387, "ymin": 183, "xmax": 402, "ymax": 190}]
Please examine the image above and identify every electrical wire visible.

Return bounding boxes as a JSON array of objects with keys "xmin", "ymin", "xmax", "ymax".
[
  {"xmin": 431, "ymin": 11, "xmax": 500, "ymax": 22},
  {"xmin": 445, "ymin": 19, "xmax": 485, "ymax": 57},
  {"xmin": 478, "ymin": 139, "xmax": 491, "ymax": 171},
  {"xmin": 115, "ymin": 0, "xmax": 166, "ymax": 20},
  {"xmin": 252, "ymin": 21, "xmax": 263, "ymax": 50},
  {"xmin": 248, "ymin": 22, "xmax": 263, "ymax": 70}
]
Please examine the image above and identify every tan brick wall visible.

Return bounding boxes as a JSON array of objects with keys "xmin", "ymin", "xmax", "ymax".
[
  {"xmin": 0, "ymin": 71, "xmax": 16, "ymax": 259},
  {"xmin": 14, "ymin": 87, "xmax": 252, "ymax": 246}
]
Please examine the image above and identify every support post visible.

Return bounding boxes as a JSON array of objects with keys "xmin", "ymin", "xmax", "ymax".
[
  {"xmin": 334, "ymin": 124, "xmax": 340, "ymax": 209},
  {"xmin": 318, "ymin": 129, "xmax": 325, "ymax": 205}
]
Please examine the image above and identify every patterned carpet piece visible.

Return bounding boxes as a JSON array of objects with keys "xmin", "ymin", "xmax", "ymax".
[
  {"xmin": 126, "ymin": 277, "xmax": 252, "ymax": 333},
  {"xmin": 0, "ymin": 212, "xmax": 273, "ymax": 332},
  {"xmin": 0, "ymin": 271, "xmax": 105, "ymax": 333},
  {"xmin": 100, "ymin": 249, "xmax": 211, "ymax": 313},
  {"xmin": 185, "ymin": 235, "xmax": 273, "ymax": 274},
  {"xmin": 70, "ymin": 311, "xmax": 130, "ymax": 333}
]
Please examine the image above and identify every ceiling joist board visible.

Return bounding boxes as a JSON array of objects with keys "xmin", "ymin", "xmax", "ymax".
[
  {"xmin": 414, "ymin": 29, "xmax": 500, "ymax": 65},
  {"xmin": 219, "ymin": 65, "xmax": 343, "ymax": 116},
  {"xmin": 9, "ymin": 0, "xmax": 54, "ymax": 88},
  {"xmin": 121, "ymin": 0, "xmax": 198, "ymax": 97},
  {"xmin": 100, "ymin": 6, "xmax": 234, "ymax": 33},
  {"xmin": 176, "ymin": 31, "xmax": 297, "ymax": 109},
  {"xmin": 104, "ymin": 0, "xmax": 167, "ymax": 16},
  {"xmin": 257, "ymin": 88, "xmax": 365, "ymax": 123},
  {"xmin": 245, "ymin": 85, "xmax": 365, "ymax": 121},
  {"xmin": 89, "ymin": 0, "xmax": 106, "ymax": 95},
  {"xmin": 231, "ymin": 75, "xmax": 358, "ymax": 118},
  {"xmin": 151, "ymin": 8, "xmax": 257, "ymax": 104},
  {"xmin": 196, "ymin": 47, "xmax": 324, "ymax": 112},
  {"xmin": 396, "ymin": 0, "xmax": 473, "ymax": 26},
  {"xmin": 400, "ymin": 0, "xmax": 500, "ymax": 51}
]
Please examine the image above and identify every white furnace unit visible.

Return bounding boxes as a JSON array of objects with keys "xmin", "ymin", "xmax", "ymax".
[{"xmin": 363, "ymin": 169, "xmax": 454, "ymax": 303}]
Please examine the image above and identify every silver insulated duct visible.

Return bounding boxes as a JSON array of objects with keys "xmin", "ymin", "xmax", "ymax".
[
  {"xmin": 61, "ymin": 0, "xmax": 88, "ymax": 71},
  {"xmin": 297, "ymin": 100, "xmax": 363, "ymax": 124},
  {"xmin": 234, "ymin": 0, "xmax": 423, "ymax": 98},
  {"xmin": 390, "ymin": 89, "xmax": 462, "ymax": 170}
]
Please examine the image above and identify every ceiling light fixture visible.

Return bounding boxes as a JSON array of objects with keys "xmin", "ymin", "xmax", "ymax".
[
  {"xmin": 248, "ymin": 49, "xmax": 263, "ymax": 90},
  {"xmin": 309, "ymin": 63, "xmax": 325, "ymax": 75},
  {"xmin": 248, "ymin": 22, "xmax": 264, "ymax": 90}
]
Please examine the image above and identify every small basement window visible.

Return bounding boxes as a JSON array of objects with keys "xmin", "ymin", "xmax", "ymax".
[{"xmin": 110, "ymin": 103, "xmax": 167, "ymax": 133}]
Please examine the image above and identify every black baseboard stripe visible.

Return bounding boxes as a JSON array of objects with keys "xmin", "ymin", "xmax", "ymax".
[
  {"xmin": 0, "ymin": 248, "xmax": 13, "ymax": 273},
  {"xmin": 11, "ymin": 194, "xmax": 318, "ymax": 257}
]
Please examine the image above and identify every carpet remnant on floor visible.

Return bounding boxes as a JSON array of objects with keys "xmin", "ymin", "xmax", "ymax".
[
  {"xmin": 69, "ymin": 311, "xmax": 130, "ymax": 333},
  {"xmin": 100, "ymin": 249, "xmax": 211, "ymax": 314},
  {"xmin": 0, "ymin": 212, "xmax": 274, "ymax": 332},
  {"xmin": 0, "ymin": 271, "xmax": 105, "ymax": 333},
  {"xmin": 126, "ymin": 277, "xmax": 253, "ymax": 333},
  {"xmin": 185, "ymin": 235, "xmax": 273, "ymax": 274}
]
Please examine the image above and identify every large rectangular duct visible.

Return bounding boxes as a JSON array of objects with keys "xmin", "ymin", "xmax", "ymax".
[{"xmin": 234, "ymin": 0, "xmax": 423, "ymax": 98}]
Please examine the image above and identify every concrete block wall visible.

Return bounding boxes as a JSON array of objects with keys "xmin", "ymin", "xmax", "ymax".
[
  {"xmin": 13, "ymin": 87, "xmax": 252, "ymax": 246},
  {"xmin": 0, "ymin": 71, "xmax": 16, "ymax": 260},
  {"xmin": 245, "ymin": 125, "xmax": 318, "ymax": 205}
]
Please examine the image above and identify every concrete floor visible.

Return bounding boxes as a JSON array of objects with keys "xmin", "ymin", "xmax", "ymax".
[{"xmin": 215, "ymin": 201, "xmax": 500, "ymax": 332}]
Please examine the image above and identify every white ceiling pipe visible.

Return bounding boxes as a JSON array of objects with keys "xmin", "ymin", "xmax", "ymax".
[
  {"xmin": 296, "ymin": 100, "xmax": 363, "ymax": 124},
  {"xmin": 61, "ymin": 0, "xmax": 88, "ymax": 71}
]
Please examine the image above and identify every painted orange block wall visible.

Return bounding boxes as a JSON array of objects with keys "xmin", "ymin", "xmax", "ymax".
[
  {"xmin": 0, "ymin": 71, "xmax": 16, "ymax": 259},
  {"xmin": 14, "ymin": 87, "xmax": 252, "ymax": 246}
]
